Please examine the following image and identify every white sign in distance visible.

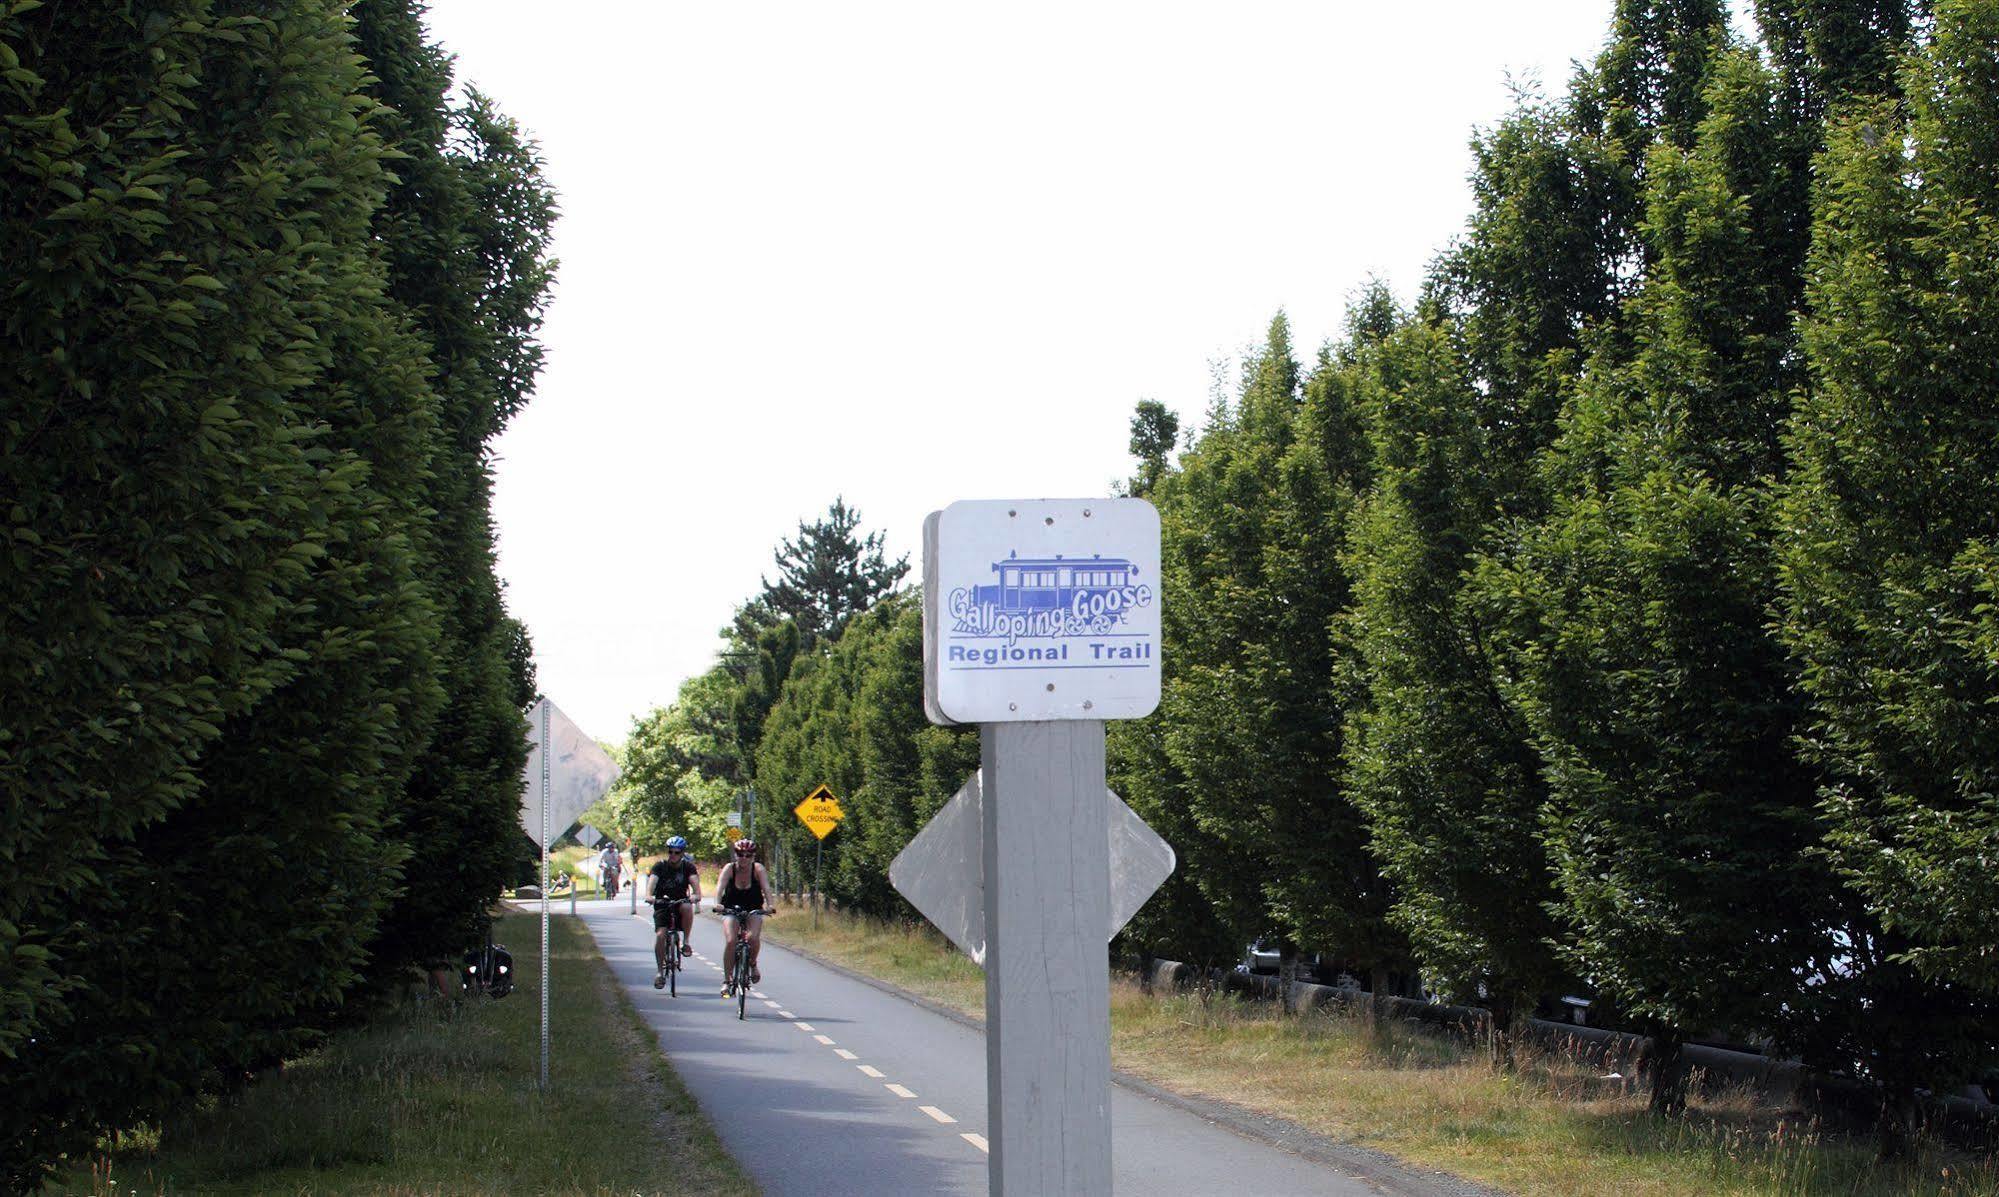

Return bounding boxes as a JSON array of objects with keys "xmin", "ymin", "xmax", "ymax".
[
  {"xmin": 922, "ymin": 498, "xmax": 1161, "ymax": 725},
  {"xmin": 887, "ymin": 769, "xmax": 1176, "ymax": 965},
  {"xmin": 520, "ymin": 697, "xmax": 620, "ymax": 850}
]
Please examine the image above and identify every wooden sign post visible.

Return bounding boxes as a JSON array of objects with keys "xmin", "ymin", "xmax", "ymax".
[{"xmin": 902, "ymin": 498, "xmax": 1168, "ymax": 1196}]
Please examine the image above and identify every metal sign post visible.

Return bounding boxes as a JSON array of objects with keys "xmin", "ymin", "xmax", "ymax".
[
  {"xmin": 897, "ymin": 498, "xmax": 1169, "ymax": 1197},
  {"xmin": 538, "ymin": 698, "xmax": 550, "ymax": 1094},
  {"xmin": 519, "ymin": 696, "xmax": 620, "ymax": 1097}
]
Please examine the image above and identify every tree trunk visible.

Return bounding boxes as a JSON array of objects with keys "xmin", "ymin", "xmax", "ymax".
[
  {"xmin": 1487, "ymin": 991, "xmax": 1518, "ymax": 1072},
  {"xmin": 1876, "ymin": 1082, "xmax": 1918, "ymax": 1160},
  {"xmin": 1644, "ymin": 1026, "xmax": 1689, "ymax": 1115}
]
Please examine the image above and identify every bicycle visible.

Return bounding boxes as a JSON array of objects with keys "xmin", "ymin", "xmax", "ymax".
[
  {"xmin": 647, "ymin": 897, "xmax": 694, "ymax": 996},
  {"xmin": 461, "ymin": 917, "xmax": 515, "ymax": 998},
  {"xmin": 715, "ymin": 905, "xmax": 772, "ymax": 1019}
]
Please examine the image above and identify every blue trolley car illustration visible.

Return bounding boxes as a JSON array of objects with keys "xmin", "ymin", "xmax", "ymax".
[{"xmin": 968, "ymin": 551, "xmax": 1139, "ymax": 617}]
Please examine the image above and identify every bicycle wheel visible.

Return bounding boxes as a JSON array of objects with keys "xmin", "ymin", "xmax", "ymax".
[
  {"xmin": 735, "ymin": 944, "xmax": 749, "ymax": 1019},
  {"xmin": 667, "ymin": 931, "xmax": 679, "ymax": 997}
]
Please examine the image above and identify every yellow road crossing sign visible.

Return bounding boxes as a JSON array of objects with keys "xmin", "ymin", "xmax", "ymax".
[{"xmin": 794, "ymin": 784, "xmax": 845, "ymax": 840}]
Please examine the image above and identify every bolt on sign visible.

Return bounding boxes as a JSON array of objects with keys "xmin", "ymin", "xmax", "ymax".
[{"xmin": 793, "ymin": 784, "xmax": 845, "ymax": 840}]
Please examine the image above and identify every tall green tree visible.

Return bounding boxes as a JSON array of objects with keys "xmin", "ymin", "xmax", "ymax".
[
  {"xmin": 618, "ymin": 667, "xmax": 747, "ymax": 859},
  {"xmin": 753, "ymin": 594, "xmax": 976, "ymax": 917},
  {"xmin": 1348, "ymin": 0, "xmax": 1731, "ymax": 1051},
  {"xmin": 1343, "ymin": 314, "xmax": 1565, "ymax": 1035},
  {"xmin": 1779, "ymin": 0, "xmax": 1999, "ymax": 997},
  {"xmin": 1136, "ymin": 313, "xmax": 1398, "ymax": 980},
  {"xmin": 0, "ymin": 0, "xmax": 437, "ymax": 1180},
  {"xmin": 1123, "ymin": 399, "xmax": 1179, "ymax": 497},
  {"xmin": 1489, "ymin": 48, "xmax": 1828, "ymax": 1111},
  {"xmin": 349, "ymin": 0, "xmax": 557, "ymax": 982}
]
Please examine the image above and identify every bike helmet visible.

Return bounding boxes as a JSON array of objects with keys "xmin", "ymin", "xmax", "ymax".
[
  {"xmin": 733, "ymin": 838, "xmax": 757, "ymax": 856},
  {"xmin": 665, "ymin": 835, "xmax": 688, "ymax": 851}
]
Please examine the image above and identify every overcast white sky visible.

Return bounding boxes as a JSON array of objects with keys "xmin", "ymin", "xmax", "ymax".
[{"xmin": 421, "ymin": 1, "xmax": 1621, "ymax": 740}]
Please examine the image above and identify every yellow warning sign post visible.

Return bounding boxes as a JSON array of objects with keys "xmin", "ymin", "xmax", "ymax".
[{"xmin": 794, "ymin": 784, "xmax": 844, "ymax": 926}]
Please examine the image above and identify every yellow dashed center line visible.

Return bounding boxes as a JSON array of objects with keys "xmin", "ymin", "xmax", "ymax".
[
  {"xmin": 777, "ymin": 1010, "xmax": 795, "ymax": 1019},
  {"xmin": 813, "ymin": 1034, "xmax": 835, "ymax": 1045},
  {"xmin": 858, "ymin": 1065, "xmax": 885, "ymax": 1078},
  {"xmin": 763, "ymin": 1000, "xmax": 781, "ymax": 1008},
  {"xmin": 794, "ymin": 1022, "xmax": 815, "ymax": 1032},
  {"xmin": 919, "ymin": 1105, "xmax": 957, "ymax": 1124},
  {"xmin": 834, "ymin": 1048, "xmax": 858, "ymax": 1060},
  {"xmin": 962, "ymin": 1133, "xmax": 989, "ymax": 1153},
  {"xmin": 885, "ymin": 1083, "xmax": 916, "ymax": 1099}
]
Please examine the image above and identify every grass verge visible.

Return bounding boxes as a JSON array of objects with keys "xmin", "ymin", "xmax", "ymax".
[
  {"xmin": 765, "ymin": 899, "xmax": 1996, "ymax": 1197},
  {"xmin": 60, "ymin": 911, "xmax": 755, "ymax": 1196}
]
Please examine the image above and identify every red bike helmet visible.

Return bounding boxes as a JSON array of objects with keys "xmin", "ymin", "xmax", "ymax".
[{"xmin": 733, "ymin": 838, "xmax": 757, "ymax": 856}]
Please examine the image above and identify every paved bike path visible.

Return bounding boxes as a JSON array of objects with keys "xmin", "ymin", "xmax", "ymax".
[{"xmin": 575, "ymin": 898, "xmax": 1388, "ymax": 1196}]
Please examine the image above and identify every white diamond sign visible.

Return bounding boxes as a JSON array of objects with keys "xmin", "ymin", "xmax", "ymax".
[
  {"xmin": 888, "ymin": 770, "xmax": 1175, "ymax": 965},
  {"xmin": 521, "ymin": 697, "xmax": 619, "ymax": 851}
]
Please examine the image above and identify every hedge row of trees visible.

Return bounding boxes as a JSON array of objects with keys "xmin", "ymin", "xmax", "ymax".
[
  {"xmin": 1130, "ymin": 0, "xmax": 1999, "ymax": 1139},
  {"xmin": 615, "ymin": 0, "xmax": 1998, "ymax": 1154},
  {"xmin": 0, "ymin": 1, "xmax": 554, "ymax": 1184}
]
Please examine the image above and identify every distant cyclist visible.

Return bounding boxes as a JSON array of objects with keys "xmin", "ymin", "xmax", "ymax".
[
  {"xmin": 715, "ymin": 838, "xmax": 773, "ymax": 989},
  {"xmin": 597, "ymin": 841, "xmax": 623, "ymax": 898},
  {"xmin": 646, "ymin": 837, "xmax": 701, "ymax": 989}
]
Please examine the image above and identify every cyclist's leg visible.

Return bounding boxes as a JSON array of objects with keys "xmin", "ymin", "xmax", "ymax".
[
  {"xmin": 654, "ymin": 925, "xmax": 670, "ymax": 970},
  {"xmin": 678, "ymin": 901, "xmax": 696, "ymax": 954}
]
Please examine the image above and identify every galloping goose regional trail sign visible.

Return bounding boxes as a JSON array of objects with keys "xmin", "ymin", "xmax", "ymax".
[{"xmin": 902, "ymin": 497, "xmax": 1174, "ymax": 1197}]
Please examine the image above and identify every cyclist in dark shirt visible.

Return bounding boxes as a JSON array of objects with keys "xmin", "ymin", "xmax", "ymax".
[
  {"xmin": 646, "ymin": 837, "xmax": 701, "ymax": 989},
  {"xmin": 715, "ymin": 838, "xmax": 773, "ymax": 990}
]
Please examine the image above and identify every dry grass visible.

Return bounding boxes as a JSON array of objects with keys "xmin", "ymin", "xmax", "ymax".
[{"xmin": 769, "ymin": 902, "xmax": 1997, "ymax": 1197}]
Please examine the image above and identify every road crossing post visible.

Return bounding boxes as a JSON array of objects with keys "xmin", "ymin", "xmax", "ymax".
[{"xmin": 793, "ymin": 786, "xmax": 845, "ymax": 929}]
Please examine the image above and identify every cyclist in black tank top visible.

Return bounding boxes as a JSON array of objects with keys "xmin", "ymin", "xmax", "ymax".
[{"xmin": 717, "ymin": 838, "xmax": 773, "ymax": 989}]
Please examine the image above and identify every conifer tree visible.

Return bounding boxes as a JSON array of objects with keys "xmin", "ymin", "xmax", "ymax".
[{"xmin": 760, "ymin": 497, "xmax": 908, "ymax": 646}]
